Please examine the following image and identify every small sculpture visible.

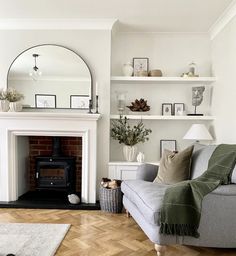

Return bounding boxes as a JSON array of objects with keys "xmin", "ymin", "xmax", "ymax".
[
  {"xmin": 68, "ymin": 194, "xmax": 80, "ymax": 204},
  {"xmin": 137, "ymin": 152, "xmax": 145, "ymax": 163},
  {"xmin": 127, "ymin": 98, "xmax": 150, "ymax": 112},
  {"xmin": 188, "ymin": 86, "xmax": 205, "ymax": 116}
]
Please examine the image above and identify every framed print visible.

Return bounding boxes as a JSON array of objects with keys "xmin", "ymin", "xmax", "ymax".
[
  {"xmin": 162, "ymin": 103, "xmax": 172, "ymax": 116},
  {"xmin": 174, "ymin": 103, "xmax": 185, "ymax": 116},
  {"xmin": 70, "ymin": 95, "xmax": 90, "ymax": 109},
  {"xmin": 35, "ymin": 94, "xmax": 56, "ymax": 108},
  {"xmin": 160, "ymin": 140, "xmax": 177, "ymax": 158},
  {"xmin": 133, "ymin": 58, "xmax": 149, "ymax": 76}
]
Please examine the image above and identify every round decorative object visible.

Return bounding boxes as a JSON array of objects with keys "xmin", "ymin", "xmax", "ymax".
[
  {"xmin": 68, "ymin": 194, "xmax": 80, "ymax": 204},
  {"xmin": 122, "ymin": 62, "xmax": 133, "ymax": 76},
  {"xmin": 137, "ymin": 152, "xmax": 145, "ymax": 163},
  {"xmin": 0, "ymin": 100, "xmax": 10, "ymax": 112},
  {"xmin": 123, "ymin": 145, "xmax": 137, "ymax": 162},
  {"xmin": 148, "ymin": 69, "xmax": 163, "ymax": 77},
  {"xmin": 9, "ymin": 101, "xmax": 22, "ymax": 112}
]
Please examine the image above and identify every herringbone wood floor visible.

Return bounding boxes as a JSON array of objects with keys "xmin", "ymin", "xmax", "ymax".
[{"xmin": 0, "ymin": 208, "xmax": 235, "ymax": 256}]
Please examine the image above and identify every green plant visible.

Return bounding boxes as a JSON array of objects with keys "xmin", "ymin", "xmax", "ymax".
[
  {"xmin": 5, "ymin": 88, "xmax": 24, "ymax": 102},
  {"xmin": 111, "ymin": 116, "xmax": 152, "ymax": 146}
]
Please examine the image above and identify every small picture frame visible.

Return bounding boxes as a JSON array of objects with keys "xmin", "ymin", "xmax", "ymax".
[
  {"xmin": 174, "ymin": 103, "xmax": 185, "ymax": 116},
  {"xmin": 35, "ymin": 94, "xmax": 56, "ymax": 108},
  {"xmin": 160, "ymin": 140, "xmax": 177, "ymax": 158},
  {"xmin": 70, "ymin": 95, "xmax": 90, "ymax": 109},
  {"xmin": 133, "ymin": 57, "xmax": 149, "ymax": 76},
  {"xmin": 162, "ymin": 103, "xmax": 172, "ymax": 116}
]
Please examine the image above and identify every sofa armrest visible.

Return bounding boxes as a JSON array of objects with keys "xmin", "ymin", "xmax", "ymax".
[{"xmin": 136, "ymin": 163, "xmax": 158, "ymax": 182}]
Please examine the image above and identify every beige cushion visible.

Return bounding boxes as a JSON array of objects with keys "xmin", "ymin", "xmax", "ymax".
[{"xmin": 154, "ymin": 145, "xmax": 194, "ymax": 184}]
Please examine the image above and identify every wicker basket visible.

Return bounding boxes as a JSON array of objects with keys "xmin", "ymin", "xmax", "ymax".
[{"xmin": 99, "ymin": 186, "xmax": 123, "ymax": 213}]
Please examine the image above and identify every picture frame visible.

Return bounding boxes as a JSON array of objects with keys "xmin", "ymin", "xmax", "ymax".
[
  {"xmin": 133, "ymin": 57, "xmax": 149, "ymax": 76},
  {"xmin": 174, "ymin": 103, "xmax": 185, "ymax": 116},
  {"xmin": 35, "ymin": 94, "xmax": 56, "ymax": 108},
  {"xmin": 160, "ymin": 140, "xmax": 177, "ymax": 158},
  {"xmin": 70, "ymin": 95, "xmax": 90, "ymax": 109},
  {"xmin": 162, "ymin": 103, "xmax": 172, "ymax": 116}
]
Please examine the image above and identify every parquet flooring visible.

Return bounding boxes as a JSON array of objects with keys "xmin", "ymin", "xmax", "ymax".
[{"xmin": 0, "ymin": 208, "xmax": 235, "ymax": 255}]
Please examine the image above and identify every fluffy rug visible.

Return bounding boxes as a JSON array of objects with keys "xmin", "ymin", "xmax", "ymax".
[{"xmin": 0, "ymin": 223, "xmax": 70, "ymax": 256}]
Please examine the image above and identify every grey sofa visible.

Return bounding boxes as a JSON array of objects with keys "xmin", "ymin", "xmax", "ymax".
[{"xmin": 121, "ymin": 145, "xmax": 236, "ymax": 255}]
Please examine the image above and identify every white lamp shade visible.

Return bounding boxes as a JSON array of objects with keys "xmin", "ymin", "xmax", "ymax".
[{"xmin": 183, "ymin": 124, "xmax": 213, "ymax": 141}]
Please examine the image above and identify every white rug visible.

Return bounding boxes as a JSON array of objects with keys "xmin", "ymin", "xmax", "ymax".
[{"xmin": 0, "ymin": 223, "xmax": 70, "ymax": 256}]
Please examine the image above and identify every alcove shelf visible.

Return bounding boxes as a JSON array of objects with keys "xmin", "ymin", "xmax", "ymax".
[
  {"xmin": 111, "ymin": 76, "xmax": 216, "ymax": 84},
  {"xmin": 110, "ymin": 115, "xmax": 215, "ymax": 121}
]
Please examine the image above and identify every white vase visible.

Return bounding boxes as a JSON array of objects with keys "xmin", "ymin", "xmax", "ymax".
[
  {"xmin": 0, "ymin": 100, "xmax": 10, "ymax": 112},
  {"xmin": 9, "ymin": 101, "xmax": 22, "ymax": 112},
  {"xmin": 137, "ymin": 152, "xmax": 145, "ymax": 163},
  {"xmin": 123, "ymin": 145, "xmax": 137, "ymax": 162},
  {"xmin": 122, "ymin": 62, "xmax": 133, "ymax": 76}
]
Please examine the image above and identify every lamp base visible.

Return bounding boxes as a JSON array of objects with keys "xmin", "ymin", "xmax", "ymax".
[{"xmin": 187, "ymin": 114, "xmax": 204, "ymax": 116}]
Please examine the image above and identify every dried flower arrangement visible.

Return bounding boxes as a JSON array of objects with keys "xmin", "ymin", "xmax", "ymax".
[
  {"xmin": 5, "ymin": 88, "xmax": 24, "ymax": 102},
  {"xmin": 126, "ymin": 98, "xmax": 150, "ymax": 112},
  {"xmin": 111, "ymin": 116, "xmax": 152, "ymax": 146},
  {"xmin": 0, "ymin": 89, "xmax": 8, "ymax": 100}
]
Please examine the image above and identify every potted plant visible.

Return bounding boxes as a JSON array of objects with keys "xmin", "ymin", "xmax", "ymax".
[
  {"xmin": 0, "ymin": 89, "xmax": 10, "ymax": 112},
  {"xmin": 111, "ymin": 116, "xmax": 152, "ymax": 161},
  {"xmin": 6, "ymin": 88, "xmax": 24, "ymax": 112}
]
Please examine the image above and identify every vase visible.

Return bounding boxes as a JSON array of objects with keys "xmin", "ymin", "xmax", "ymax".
[
  {"xmin": 123, "ymin": 145, "xmax": 137, "ymax": 162},
  {"xmin": 122, "ymin": 62, "xmax": 133, "ymax": 76},
  {"xmin": 137, "ymin": 152, "xmax": 145, "ymax": 163},
  {"xmin": 9, "ymin": 101, "xmax": 22, "ymax": 112},
  {"xmin": 0, "ymin": 100, "xmax": 10, "ymax": 112}
]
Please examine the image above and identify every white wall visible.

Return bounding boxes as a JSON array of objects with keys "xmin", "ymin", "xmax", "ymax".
[
  {"xmin": 0, "ymin": 29, "xmax": 111, "ymax": 197},
  {"xmin": 211, "ymin": 16, "xmax": 236, "ymax": 143},
  {"xmin": 111, "ymin": 33, "xmax": 213, "ymax": 161}
]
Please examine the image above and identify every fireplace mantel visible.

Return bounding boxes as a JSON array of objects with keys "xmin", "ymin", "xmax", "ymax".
[
  {"xmin": 0, "ymin": 112, "xmax": 101, "ymax": 204},
  {"xmin": 0, "ymin": 112, "xmax": 101, "ymax": 121}
]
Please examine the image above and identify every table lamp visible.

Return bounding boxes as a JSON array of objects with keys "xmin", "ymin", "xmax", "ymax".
[{"xmin": 183, "ymin": 124, "xmax": 213, "ymax": 143}]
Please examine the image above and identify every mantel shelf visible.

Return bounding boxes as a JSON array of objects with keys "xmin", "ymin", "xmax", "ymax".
[
  {"xmin": 111, "ymin": 76, "xmax": 216, "ymax": 84},
  {"xmin": 110, "ymin": 115, "xmax": 215, "ymax": 121}
]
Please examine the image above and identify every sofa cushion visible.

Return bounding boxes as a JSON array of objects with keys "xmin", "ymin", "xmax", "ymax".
[
  {"xmin": 154, "ymin": 145, "xmax": 194, "ymax": 184},
  {"xmin": 191, "ymin": 145, "xmax": 216, "ymax": 179},
  {"xmin": 121, "ymin": 180, "xmax": 169, "ymax": 225}
]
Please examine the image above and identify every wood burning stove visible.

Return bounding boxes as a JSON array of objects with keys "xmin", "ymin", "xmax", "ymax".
[{"xmin": 35, "ymin": 137, "xmax": 76, "ymax": 193}]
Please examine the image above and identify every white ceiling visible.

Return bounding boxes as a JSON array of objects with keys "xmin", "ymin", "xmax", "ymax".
[{"xmin": 0, "ymin": 0, "xmax": 233, "ymax": 32}]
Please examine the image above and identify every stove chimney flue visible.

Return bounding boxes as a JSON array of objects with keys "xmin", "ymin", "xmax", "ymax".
[{"xmin": 52, "ymin": 137, "xmax": 61, "ymax": 157}]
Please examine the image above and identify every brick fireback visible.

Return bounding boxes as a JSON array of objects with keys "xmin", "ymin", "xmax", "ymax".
[{"xmin": 29, "ymin": 136, "xmax": 82, "ymax": 192}]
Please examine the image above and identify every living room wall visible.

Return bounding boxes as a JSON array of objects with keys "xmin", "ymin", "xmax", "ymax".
[
  {"xmin": 111, "ymin": 33, "xmax": 213, "ymax": 161},
  {"xmin": 0, "ymin": 29, "xmax": 111, "ymax": 195},
  {"xmin": 211, "ymin": 15, "xmax": 236, "ymax": 143}
]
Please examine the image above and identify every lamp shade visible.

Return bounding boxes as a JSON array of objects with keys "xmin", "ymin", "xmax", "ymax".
[{"xmin": 183, "ymin": 124, "xmax": 213, "ymax": 141}]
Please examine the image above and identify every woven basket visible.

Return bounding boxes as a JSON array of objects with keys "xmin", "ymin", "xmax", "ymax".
[{"xmin": 99, "ymin": 186, "xmax": 123, "ymax": 213}]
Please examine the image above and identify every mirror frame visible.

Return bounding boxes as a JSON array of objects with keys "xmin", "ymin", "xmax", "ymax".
[{"xmin": 7, "ymin": 44, "xmax": 94, "ymax": 109}]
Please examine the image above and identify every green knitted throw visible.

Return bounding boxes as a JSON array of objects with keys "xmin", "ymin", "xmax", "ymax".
[{"xmin": 160, "ymin": 144, "xmax": 236, "ymax": 238}]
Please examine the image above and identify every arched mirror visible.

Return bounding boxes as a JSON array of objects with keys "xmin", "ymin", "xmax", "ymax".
[{"xmin": 7, "ymin": 44, "xmax": 92, "ymax": 109}]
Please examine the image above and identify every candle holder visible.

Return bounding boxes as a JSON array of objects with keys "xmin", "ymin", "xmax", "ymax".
[
  {"xmin": 95, "ymin": 95, "xmax": 99, "ymax": 114},
  {"xmin": 88, "ymin": 99, "xmax": 93, "ymax": 114}
]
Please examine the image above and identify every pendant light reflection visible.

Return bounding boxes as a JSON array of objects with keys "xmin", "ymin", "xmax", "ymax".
[{"xmin": 29, "ymin": 54, "xmax": 42, "ymax": 81}]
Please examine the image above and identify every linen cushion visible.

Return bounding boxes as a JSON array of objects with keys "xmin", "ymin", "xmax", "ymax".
[{"xmin": 154, "ymin": 145, "xmax": 194, "ymax": 184}]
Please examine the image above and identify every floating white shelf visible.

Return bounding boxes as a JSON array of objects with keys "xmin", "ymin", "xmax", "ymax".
[
  {"xmin": 110, "ymin": 115, "xmax": 215, "ymax": 121},
  {"xmin": 111, "ymin": 76, "xmax": 216, "ymax": 84}
]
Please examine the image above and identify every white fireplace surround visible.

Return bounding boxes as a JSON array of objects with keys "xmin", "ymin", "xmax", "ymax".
[{"xmin": 0, "ymin": 112, "xmax": 101, "ymax": 204}]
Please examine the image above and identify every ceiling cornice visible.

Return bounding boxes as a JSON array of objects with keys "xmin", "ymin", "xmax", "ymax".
[
  {"xmin": 209, "ymin": 0, "xmax": 236, "ymax": 40},
  {"xmin": 0, "ymin": 18, "xmax": 118, "ymax": 31}
]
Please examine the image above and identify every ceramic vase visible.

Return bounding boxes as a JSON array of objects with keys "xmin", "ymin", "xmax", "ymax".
[
  {"xmin": 122, "ymin": 62, "xmax": 133, "ymax": 76},
  {"xmin": 9, "ymin": 101, "xmax": 23, "ymax": 112},
  {"xmin": 0, "ymin": 100, "xmax": 10, "ymax": 112},
  {"xmin": 123, "ymin": 145, "xmax": 137, "ymax": 162},
  {"xmin": 137, "ymin": 152, "xmax": 145, "ymax": 163}
]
